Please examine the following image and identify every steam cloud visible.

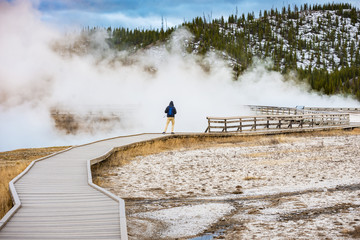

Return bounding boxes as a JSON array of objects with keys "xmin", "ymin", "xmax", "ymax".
[{"xmin": 1, "ymin": 0, "xmax": 359, "ymax": 151}]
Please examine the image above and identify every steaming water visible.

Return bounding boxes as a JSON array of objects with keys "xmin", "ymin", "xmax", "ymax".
[{"xmin": 1, "ymin": 1, "xmax": 360, "ymax": 151}]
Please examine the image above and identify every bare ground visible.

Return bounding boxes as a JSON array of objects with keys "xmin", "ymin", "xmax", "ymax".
[{"xmin": 101, "ymin": 131, "xmax": 360, "ymax": 239}]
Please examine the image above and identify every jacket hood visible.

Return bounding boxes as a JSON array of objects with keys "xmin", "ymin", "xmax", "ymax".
[{"xmin": 169, "ymin": 101, "xmax": 174, "ymax": 107}]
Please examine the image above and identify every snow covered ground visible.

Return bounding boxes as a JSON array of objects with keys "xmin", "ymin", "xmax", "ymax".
[{"xmin": 104, "ymin": 132, "xmax": 360, "ymax": 239}]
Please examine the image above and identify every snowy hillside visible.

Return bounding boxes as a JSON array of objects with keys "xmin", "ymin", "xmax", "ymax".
[
  {"xmin": 189, "ymin": 4, "xmax": 360, "ymax": 73},
  {"xmin": 245, "ymin": 9, "xmax": 359, "ymax": 72},
  {"xmin": 179, "ymin": 3, "xmax": 360, "ymax": 99}
]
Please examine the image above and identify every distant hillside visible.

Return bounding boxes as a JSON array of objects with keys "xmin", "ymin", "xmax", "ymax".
[{"xmin": 105, "ymin": 3, "xmax": 360, "ymax": 101}]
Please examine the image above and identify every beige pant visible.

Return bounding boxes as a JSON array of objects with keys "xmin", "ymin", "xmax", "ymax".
[{"xmin": 164, "ymin": 117, "xmax": 175, "ymax": 132}]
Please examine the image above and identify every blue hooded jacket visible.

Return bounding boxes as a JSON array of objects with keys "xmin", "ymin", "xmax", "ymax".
[{"xmin": 165, "ymin": 101, "xmax": 177, "ymax": 117}]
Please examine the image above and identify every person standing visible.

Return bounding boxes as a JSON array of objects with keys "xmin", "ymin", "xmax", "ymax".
[{"xmin": 163, "ymin": 101, "xmax": 177, "ymax": 134}]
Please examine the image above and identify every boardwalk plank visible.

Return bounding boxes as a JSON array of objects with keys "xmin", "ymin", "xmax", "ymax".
[{"xmin": 0, "ymin": 133, "xmax": 163, "ymax": 240}]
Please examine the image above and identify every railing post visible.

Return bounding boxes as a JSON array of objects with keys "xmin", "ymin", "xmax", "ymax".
[
  {"xmin": 311, "ymin": 115, "xmax": 314, "ymax": 127},
  {"xmin": 224, "ymin": 119, "xmax": 227, "ymax": 132},
  {"xmin": 207, "ymin": 118, "xmax": 211, "ymax": 133},
  {"xmin": 300, "ymin": 117, "xmax": 304, "ymax": 128},
  {"xmin": 238, "ymin": 118, "xmax": 242, "ymax": 132}
]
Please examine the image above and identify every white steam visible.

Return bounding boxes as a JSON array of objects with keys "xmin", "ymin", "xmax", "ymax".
[{"xmin": 1, "ymin": 0, "xmax": 359, "ymax": 151}]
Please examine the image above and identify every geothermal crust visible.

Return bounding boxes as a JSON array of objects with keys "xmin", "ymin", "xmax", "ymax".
[{"xmin": 105, "ymin": 133, "xmax": 360, "ymax": 239}]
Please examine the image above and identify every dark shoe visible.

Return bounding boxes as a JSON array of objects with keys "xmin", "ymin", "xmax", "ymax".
[
  {"xmin": 162, "ymin": 132, "xmax": 165, "ymax": 134},
  {"xmin": 171, "ymin": 132, "xmax": 175, "ymax": 134}
]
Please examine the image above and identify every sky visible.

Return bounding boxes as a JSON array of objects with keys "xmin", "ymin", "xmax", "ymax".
[{"xmin": 7, "ymin": 0, "xmax": 360, "ymax": 30}]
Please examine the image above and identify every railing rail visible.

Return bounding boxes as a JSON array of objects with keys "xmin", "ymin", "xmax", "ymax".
[
  {"xmin": 205, "ymin": 113, "xmax": 350, "ymax": 133},
  {"xmin": 305, "ymin": 107, "xmax": 360, "ymax": 112},
  {"xmin": 249, "ymin": 105, "xmax": 309, "ymax": 115},
  {"xmin": 248, "ymin": 105, "xmax": 360, "ymax": 115}
]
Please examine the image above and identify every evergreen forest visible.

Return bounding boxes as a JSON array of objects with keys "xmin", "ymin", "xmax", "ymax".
[{"xmin": 97, "ymin": 3, "xmax": 360, "ymax": 101}]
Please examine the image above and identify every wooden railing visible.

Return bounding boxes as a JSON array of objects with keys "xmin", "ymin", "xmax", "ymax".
[
  {"xmin": 305, "ymin": 107, "xmax": 360, "ymax": 112},
  {"xmin": 205, "ymin": 113, "xmax": 350, "ymax": 133},
  {"xmin": 248, "ymin": 105, "xmax": 360, "ymax": 115},
  {"xmin": 249, "ymin": 105, "xmax": 309, "ymax": 115}
]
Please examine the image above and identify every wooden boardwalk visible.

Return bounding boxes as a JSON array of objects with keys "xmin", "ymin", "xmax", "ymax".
[
  {"xmin": 206, "ymin": 106, "xmax": 360, "ymax": 133},
  {"xmin": 0, "ymin": 133, "xmax": 163, "ymax": 240},
  {"xmin": 1, "ymin": 107, "xmax": 360, "ymax": 239},
  {"xmin": 205, "ymin": 113, "xmax": 351, "ymax": 133}
]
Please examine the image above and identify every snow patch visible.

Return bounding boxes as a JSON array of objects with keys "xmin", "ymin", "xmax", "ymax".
[{"xmin": 133, "ymin": 203, "xmax": 234, "ymax": 238}]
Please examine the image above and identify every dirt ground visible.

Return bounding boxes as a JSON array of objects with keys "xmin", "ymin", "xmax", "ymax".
[{"xmin": 103, "ymin": 132, "xmax": 360, "ymax": 239}]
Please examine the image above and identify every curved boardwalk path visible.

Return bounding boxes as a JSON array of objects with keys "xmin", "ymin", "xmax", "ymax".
[
  {"xmin": 1, "ymin": 112, "xmax": 360, "ymax": 239},
  {"xmin": 0, "ymin": 133, "xmax": 163, "ymax": 240}
]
